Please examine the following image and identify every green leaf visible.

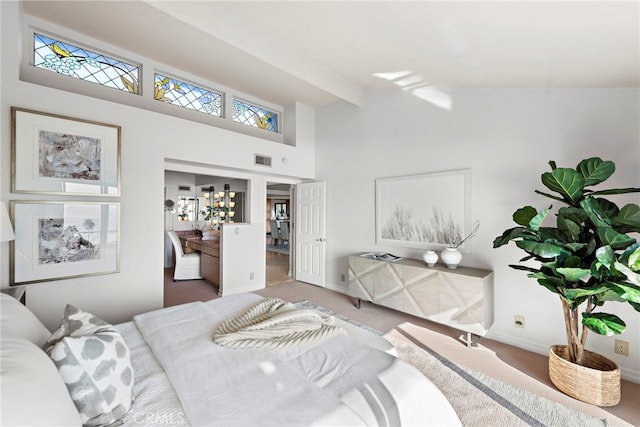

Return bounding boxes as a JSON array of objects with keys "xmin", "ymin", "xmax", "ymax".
[
  {"xmin": 595, "ymin": 246, "xmax": 615, "ymax": 268},
  {"xmin": 557, "ymin": 216, "xmax": 581, "ymax": 241},
  {"xmin": 558, "ymin": 207, "xmax": 588, "ymax": 224},
  {"xmin": 515, "ymin": 240, "xmax": 569, "ymax": 258},
  {"xmin": 529, "ymin": 208, "xmax": 550, "ymax": 231},
  {"xmin": 582, "ymin": 312, "xmax": 626, "ymax": 335},
  {"xmin": 535, "ymin": 278, "xmax": 562, "ymax": 294},
  {"xmin": 493, "ymin": 227, "xmax": 529, "ymax": 248},
  {"xmin": 629, "ymin": 246, "xmax": 640, "ymax": 270},
  {"xmin": 564, "ymin": 285, "xmax": 609, "ymax": 300},
  {"xmin": 513, "ymin": 206, "xmax": 538, "ymax": 227},
  {"xmin": 509, "ymin": 264, "xmax": 540, "ymax": 274},
  {"xmin": 608, "ymin": 281, "xmax": 640, "ymax": 304},
  {"xmin": 613, "ymin": 204, "xmax": 640, "ymax": 230},
  {"xmin": 561, "ymin": 256, "xmax": 582, "ymax": 268},
  {"xmin": 595, "ymin": 198, "xmax": 620, "ymax": 219},
  {"xmin": 580, "ymin": 197, "xmax": 611, "ymax": 227},
  {"xmin": 597, "ymin": 226, "xmax": 636, "ymax": 249},
  {"xmin": 613, "ymin": 262, "xmax": 640, "ymax": 286},
  {"xmin": 576, "ymin": 157, "xmax": 615, "ymax": 186},
  {"xmin": 564, "ymin": 242, "xmax": 588, "ymax": 252},
  {"xmin": 595, "ymin": 290, "xmax": 626, "ymax": 303},
  {"xmin": 541, "ymin": 168, "xmax": 585, "ymax": 204},
  {"xmin": 556, "ymin": 267, "xmax": 591, "ymax": 282}
]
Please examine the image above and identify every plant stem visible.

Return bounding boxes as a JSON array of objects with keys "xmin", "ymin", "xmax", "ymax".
[
  {"xmin": 560, "ymin": 297, "xmax": 584, "ymax": 365},
  {"xmin": 580, "ymin": 299, "xmax": 592, "ymax": 349},
  {"xmin": 561, "ymin": 297, "xmax": 576, "ymax": 362}
]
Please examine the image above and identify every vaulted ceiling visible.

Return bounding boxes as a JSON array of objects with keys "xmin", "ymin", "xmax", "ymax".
[{"xmin": 22, "ymin": 1, "xmax": 640, "ymax": 108}]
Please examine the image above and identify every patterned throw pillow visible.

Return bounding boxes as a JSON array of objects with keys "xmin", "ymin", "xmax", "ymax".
[{"xmin": 45, "ymin": 305, "xmax": 134, "ymax": 427}]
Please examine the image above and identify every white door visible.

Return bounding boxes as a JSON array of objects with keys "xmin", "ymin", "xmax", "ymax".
[{"xmin": 295, "ymin": 181, "xmax": 326, "ymax": 286}]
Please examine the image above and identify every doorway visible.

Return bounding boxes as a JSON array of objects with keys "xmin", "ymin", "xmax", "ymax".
[{"xmin": 266, "ymin": 182, "xmax": 293, "ymax": 286}]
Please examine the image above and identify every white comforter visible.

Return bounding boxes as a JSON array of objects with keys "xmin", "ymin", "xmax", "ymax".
[{"xmin": 131, "ymin": 293, "xmax": 460, "ymax": 426}]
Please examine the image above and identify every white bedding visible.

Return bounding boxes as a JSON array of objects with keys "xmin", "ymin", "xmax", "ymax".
[
  {"xmin": 121, "ymin": 293, "xmax": 460, "ymax": 426},
  {"xmin": 116, "ymin": 321, "xmax": 190, "ymax": 426}
]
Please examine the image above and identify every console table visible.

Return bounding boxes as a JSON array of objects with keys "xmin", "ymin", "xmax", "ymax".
[{"xmin": 348, "ymin": 254, "xmax": 494, "ymax": 346}]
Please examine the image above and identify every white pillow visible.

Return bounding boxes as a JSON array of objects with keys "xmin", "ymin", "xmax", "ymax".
[
  {"xmin": 45, "ymin": 305, "xmax": 134, "ymax": 427},
  {"xmin": 0, "ymin": 292, "xmax": 50, "ymax": 347},
  {"xmin": 0, "ymin": 335, "xmax": 82, "ymax": 426}
]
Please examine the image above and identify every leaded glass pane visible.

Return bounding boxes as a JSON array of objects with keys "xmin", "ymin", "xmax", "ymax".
[
  {"xmin": 154, "ymin": 73, "xmax": 222, "ymax": 117},
  {"xmin": 33, "ymin": 33, "xmax": 140, "ymax": 94},
  {"xmin": 232, "ymin": 99, "xmax": 278, "ymax": 133}
]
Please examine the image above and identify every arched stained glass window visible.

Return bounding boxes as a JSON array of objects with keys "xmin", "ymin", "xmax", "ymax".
[
  {"xmin": 233, "ymin": 99, "xmax": 279, "ymax": 133},
  {"xmin": 154, "ymin": 73, "xmax": 223, "ymax": 117},
  {"xmin": 33, "ymin": 33, "xmax": 140, "ymax": 94}
]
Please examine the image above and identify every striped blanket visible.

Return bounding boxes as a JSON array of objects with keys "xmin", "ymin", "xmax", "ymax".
[{"xmin": 212, "ymin": 298, "xmax": 346, "ymax": 349}]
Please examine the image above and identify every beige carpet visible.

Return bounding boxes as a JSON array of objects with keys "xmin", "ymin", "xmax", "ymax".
[
  {"xmin": 164, "ymin": 274, "xmax": 639, "ymax": 426},
  {"xmin": 296, "ymin": 299, "xmax": 610, "ymax": 427}
]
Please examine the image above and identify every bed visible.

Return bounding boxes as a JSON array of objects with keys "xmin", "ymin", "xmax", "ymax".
[{"xmin": 1, "ymin": 292, "xmax": 461, "ymax": 426}]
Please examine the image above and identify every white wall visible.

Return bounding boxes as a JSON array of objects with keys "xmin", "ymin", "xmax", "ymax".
[
  {"xmin": 0, "ymin": 2, "xmax": 314, "ymax": 330},
  {"xmin": 220, "ymin": 222, "xmax": 266, "ymax": 295},
  {"xmin": 315, "ymin": 88, "xmax": 640, "ymax": 381}
]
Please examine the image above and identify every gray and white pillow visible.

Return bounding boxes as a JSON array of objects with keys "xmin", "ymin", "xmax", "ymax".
[{"xmin": 45, "ymin": 305, "xmax": 134, "ymax": 427}]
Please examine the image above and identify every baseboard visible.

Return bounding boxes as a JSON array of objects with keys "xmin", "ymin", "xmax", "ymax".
[
  {"xmin": 324, "ymin": 281, "xmax": 348, "ymax": 294},
  {"xmin": 488, "ymin": 331, "xmax": 640, "ymax": 384}
]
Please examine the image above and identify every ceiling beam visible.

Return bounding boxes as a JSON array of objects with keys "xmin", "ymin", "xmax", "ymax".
[{"xmin": 144, "ymin": 1, "xmax": 365, "ymax": 107}]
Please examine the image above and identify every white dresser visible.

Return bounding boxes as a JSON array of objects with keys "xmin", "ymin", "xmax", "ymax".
[{"xmin": 348, "ymin": 254, "xmax": 494, "ymax": 345}]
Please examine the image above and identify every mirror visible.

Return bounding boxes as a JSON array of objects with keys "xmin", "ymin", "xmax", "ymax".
[
  {"xmin": 165, "ymin": 172, "xmax": 248, "ymax": 225},
  {"xmin": 177, "ymin": 196, "xmax": 196, "ymax": 222},
  {"xmin": 274, "ymin": 202, "xmax": 288, "ymax": 219},
  {"xmin": 164, "ymin": 199, "xmax": 176, "ymax": 213}
]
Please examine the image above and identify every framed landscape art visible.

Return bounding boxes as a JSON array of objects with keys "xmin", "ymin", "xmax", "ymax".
[
  {"xmin": 11, "ymin": 107, "xmax": 121, "ymax": 196},
  {"xmin": 376, "ymin": 169, "xmax": 471, "ymax": 251},
  {"xmin": 10, "ymin": 201, "xmax": 120, "ymax": 285}
]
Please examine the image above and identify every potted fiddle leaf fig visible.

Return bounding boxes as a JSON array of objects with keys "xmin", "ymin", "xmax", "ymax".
[{"xmin": 493, "ymin": 157, "xmax": 640, "ymax": 406}]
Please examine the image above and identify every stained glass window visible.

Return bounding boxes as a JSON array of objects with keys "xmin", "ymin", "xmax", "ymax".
[
  {"xmin": 154, "ymin": 73, "xmax": 222, "ymax": 117},
  {"xmin": 233, "ymin": 99, "xmax": 279, "ymax": 133},
  {"xmin": 33, "ymin": 33, "xmax": 140, "ymax": 94}
]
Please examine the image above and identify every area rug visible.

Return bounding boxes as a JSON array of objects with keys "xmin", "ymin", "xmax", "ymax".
[{"xmin": 295, "ymin": 300, "xmax": 608, "ymax": 427}]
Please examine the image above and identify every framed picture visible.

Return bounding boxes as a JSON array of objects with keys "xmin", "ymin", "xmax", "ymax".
[
  {"xmin": 11, "ymin": 107, "xmax": 121, "ymax": 196},
  {"xmin": 376, "ymin": 169, "xmax": 472, "ymax": 251},
  {"xmin": 10, "ymin": 201, "xmax": 120, "ymax": 285}
]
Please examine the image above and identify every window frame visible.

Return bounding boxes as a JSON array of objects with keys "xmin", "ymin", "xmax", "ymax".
[
  {"xmin": 232, "ymin": 97, "xmax": 281, "ymax": 134},
  {"xmin": 154, "ymin": 71, "xmax": 225, "ymax": 119},
  {"xmin": 20, "ymin": 20, "xmax": 286, "ymax": 144},
  {"xmin": 29, "ymin": 28, "xmax": 143, "ymax": 96}
]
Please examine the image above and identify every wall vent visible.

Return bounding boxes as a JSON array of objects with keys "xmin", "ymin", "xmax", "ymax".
[
  {"xmin": 178, "ymin": 185, "xmax": 191, "ymax": 191},
  {"xmin": 255, "ymin": 154, "xmax": 272, "ymax": 167}
]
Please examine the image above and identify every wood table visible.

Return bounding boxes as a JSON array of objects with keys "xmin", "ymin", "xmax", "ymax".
[{"xmin": 184, "ymin": 237, "xmax": 220, "ymax": 286}]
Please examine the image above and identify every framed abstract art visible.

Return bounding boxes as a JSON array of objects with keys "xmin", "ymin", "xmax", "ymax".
[
  {"xmin": 10, "ymin": 201, "xmax": 120, "ymax": 285},
  {"xmin": 376, "ymin": 169, "xmax": 472, "ymax": 251},
  {"xmin": 11, "ymin": 107, "xmax": 121, "ymax": 196}
]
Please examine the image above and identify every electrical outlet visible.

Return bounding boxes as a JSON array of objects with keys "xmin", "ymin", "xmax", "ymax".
[
  {"xmin": 514, "ymin": 315, "xmax": 525, "ymax": 328},
  {"xmin": 614, "ymin": 339, "xmax": 629, "ymax": 356},
  {"xmin": 340, "ymin": 273, "xmax": 346, "ymax": 282},
  {"xmin": 249, "ymin": 272, "xmax": 254, "ymax": 280}
]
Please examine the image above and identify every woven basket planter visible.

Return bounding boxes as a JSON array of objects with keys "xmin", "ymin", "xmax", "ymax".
[{"xmin": 549, "ymin": 345, "xmax": 620, "ymax": 407}]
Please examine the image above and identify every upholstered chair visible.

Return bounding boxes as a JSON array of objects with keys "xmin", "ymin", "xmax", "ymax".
[{"xmin": 167, "ymin": 231, "xmax": 202, "ymax": 281}]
